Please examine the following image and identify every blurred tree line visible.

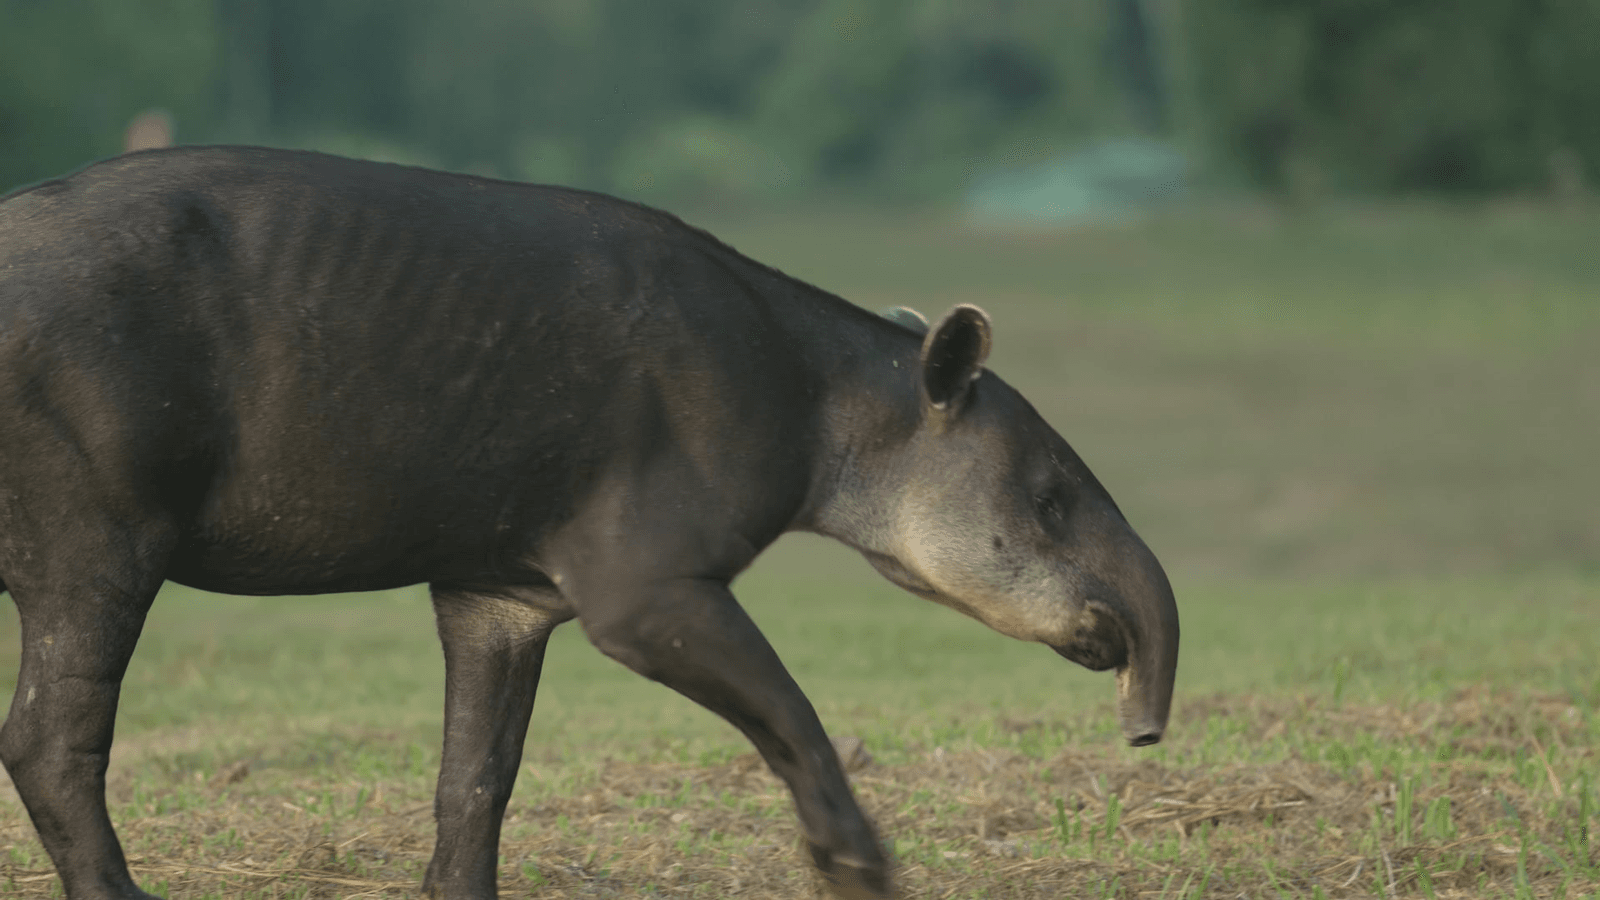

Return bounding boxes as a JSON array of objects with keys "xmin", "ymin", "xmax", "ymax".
[{"xmin": 3, "ymin": 0, "xmax": 1596, "ymax": 200}]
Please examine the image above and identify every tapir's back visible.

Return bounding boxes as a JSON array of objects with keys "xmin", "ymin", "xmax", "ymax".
[
  {"xmin": 0, "ymin": 147, "xmax": 818, "ymax": 593},
  {"xmin": 1, "ymin": 146, "xmax": 687, "ymax": 347}
]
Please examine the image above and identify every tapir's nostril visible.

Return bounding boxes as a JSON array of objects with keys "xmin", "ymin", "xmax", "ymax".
[{"xmin": 1127, "ymin": 731, "xmax": 1162, "ymax": 748}]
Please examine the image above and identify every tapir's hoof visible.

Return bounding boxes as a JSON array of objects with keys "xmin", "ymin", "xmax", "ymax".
[
  {"xmin": 102, "ymin": 886, "xmax": 163, "ymax": 900},
  {"xmin": 808, "ymin": 842, "xmax": 893, "ymax": 899}
]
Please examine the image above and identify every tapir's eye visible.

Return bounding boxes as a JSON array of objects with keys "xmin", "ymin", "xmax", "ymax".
[{"xmin": 1034, "ymin": 494, "xmax": 1063, "ymax": 520}]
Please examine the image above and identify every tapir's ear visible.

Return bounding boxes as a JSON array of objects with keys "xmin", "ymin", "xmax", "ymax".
[
  {"xmin": 881, "ymin": 306, "xmax": 930, "ymax": 335},
  {"xmin": 920, "ymin": 304, "xmax": 992, "ymax": 414}
]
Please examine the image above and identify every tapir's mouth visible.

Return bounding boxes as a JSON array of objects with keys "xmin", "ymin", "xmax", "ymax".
[
  {"xmin": 1046, "ymin": 608, "xmax": 1129, "ymax": 673},
  {"xmin": 1047, "ymin": 639, "xmax": 1122, "ymax": 672}
]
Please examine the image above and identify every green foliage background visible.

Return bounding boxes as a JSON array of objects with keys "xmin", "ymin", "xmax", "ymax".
[
  {"xmin": 1184, "ymin": 0, "xmax": 1600, "ymax": 193},
  {"xmin": 3, "ymin": 0, "xmax": 1598, "ymax": 198}
]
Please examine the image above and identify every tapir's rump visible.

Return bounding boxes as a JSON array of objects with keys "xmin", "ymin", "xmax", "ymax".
[{"xmin": 0, "ymin": 146, "xmax": 1176, "ymax": 900}]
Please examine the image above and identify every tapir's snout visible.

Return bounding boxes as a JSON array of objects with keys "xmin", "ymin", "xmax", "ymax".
[
  {"xmin": 1053, "ymin": 643, "xmax": 1174, "ymax": 747},
  {"xmin": 1117, "ymin": 659, "xmax": 1173, "ymax": 747},
  {"xmin": 1050, "ymin": 534, "xmax": 1179, "ymax": 749},
  {"xmin": 1115, "ymin": 539, "xmax": 1179, "ymax": 748}
]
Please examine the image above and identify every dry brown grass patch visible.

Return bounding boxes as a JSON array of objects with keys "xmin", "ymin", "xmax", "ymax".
[{"xmin": 4, "ymin": 691, "xmax": 1594, "ymax": 897}]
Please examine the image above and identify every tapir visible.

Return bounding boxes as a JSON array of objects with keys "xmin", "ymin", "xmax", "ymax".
[{"xmin": 0, "ymin": 147, "xmax": 1178, "ymax": 900}]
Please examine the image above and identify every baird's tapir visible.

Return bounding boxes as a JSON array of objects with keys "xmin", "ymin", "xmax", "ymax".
[{"xmin": 0, "ymin": 147, "xmax": 1178, "ymax": 900}]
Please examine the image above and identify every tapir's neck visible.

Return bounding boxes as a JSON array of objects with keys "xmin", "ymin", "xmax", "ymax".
[{"xmin": 785, "ymin": 305, "xmax": 926, "ymax": 556}]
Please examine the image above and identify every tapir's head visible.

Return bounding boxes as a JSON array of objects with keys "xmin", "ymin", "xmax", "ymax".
[{"xmin": 850, "ymin": 304, "xmax": 1179, "ymax": 747}]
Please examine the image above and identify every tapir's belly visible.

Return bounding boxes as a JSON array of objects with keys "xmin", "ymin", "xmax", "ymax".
[
  {"xmin": 165, "ymin": 505, "xmax": 555, "ymax": 596},
  {"xmin": 149, "ymin": 309, "xmax": 618, "ymax": 595},
  {"xmin": 161, "ymin": 430, "xmax": 574, "ymax": 596}
]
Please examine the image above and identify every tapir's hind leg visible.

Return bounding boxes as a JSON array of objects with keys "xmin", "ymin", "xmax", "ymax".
[
  {"xmin": 423, "ymin": 586, "xmax": 568, "ymax": 900},
  {"xmin": 0, "ymin": 523, "xmax": 173, "ymax": 900}
]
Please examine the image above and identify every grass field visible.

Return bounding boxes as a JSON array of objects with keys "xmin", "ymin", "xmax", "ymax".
[{"xmin": 2, "ymin": 200, "xmax": 1597, "ymax": 898}]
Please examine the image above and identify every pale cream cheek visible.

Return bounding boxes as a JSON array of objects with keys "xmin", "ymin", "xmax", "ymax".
[{"xmin": 894, "ymin": 499, "xmax": 1076, "ymax": 643}]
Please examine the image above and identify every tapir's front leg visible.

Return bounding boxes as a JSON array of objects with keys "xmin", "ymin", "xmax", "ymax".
[
  {"xmin": 424, "ymin": 587, "xmax": 567, "ymax": 900},
  {"xmin": 0, "ymin": 518, "xmax": 174, "ymax": 900},
  {"xmin": 574, "ymin": 576, "xmax": 891, "ymax": 900}
]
